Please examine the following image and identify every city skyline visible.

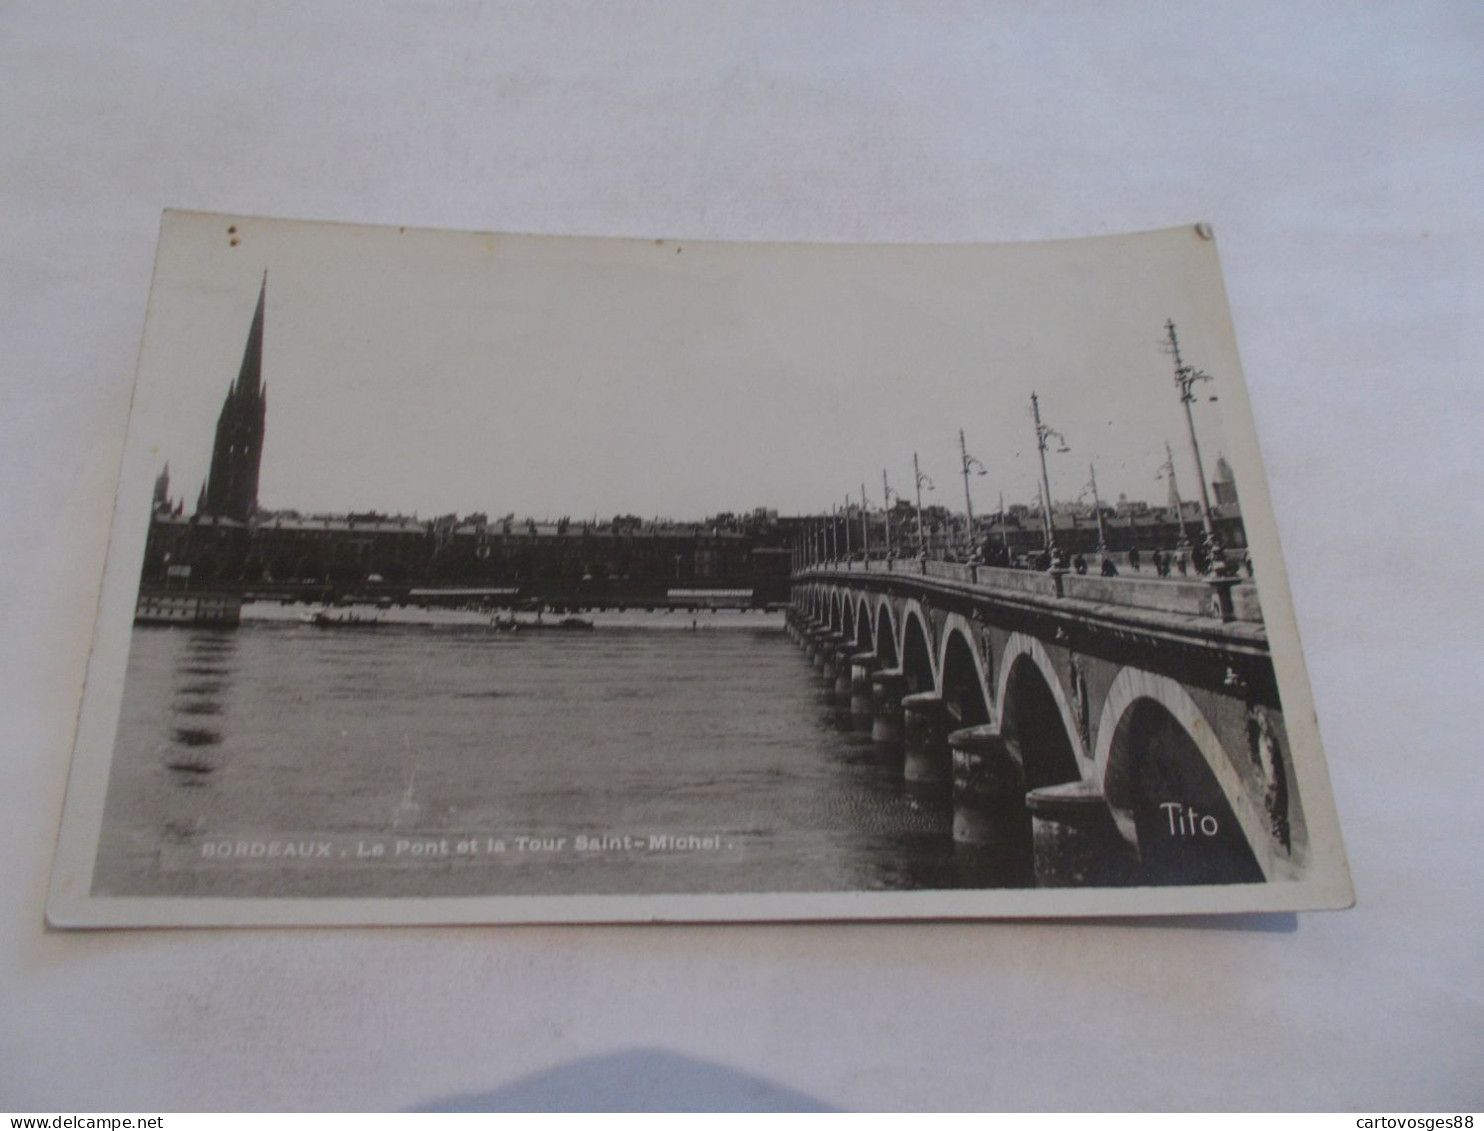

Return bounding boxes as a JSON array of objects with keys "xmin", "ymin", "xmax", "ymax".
[{"xmin": 129, "ymin": 214, "xmax": 1253, "ymax": 530}]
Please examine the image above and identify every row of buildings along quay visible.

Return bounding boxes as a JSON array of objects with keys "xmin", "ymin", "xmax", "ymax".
[
  {"xmin": 139, "ymin": 275, "xmax": 1249, "ymax": 613},
  {"xmin": 143, "ymin": 490, "xmax": 1247, "ymax": 607}
]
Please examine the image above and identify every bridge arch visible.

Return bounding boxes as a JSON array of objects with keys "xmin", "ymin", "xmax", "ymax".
[
  {"xmin": 852, "ymin": 594, "xmax": 874, "ymax": 653},
  {"xmin": 996, "ymin": 633, "xmax": 1085, "ymax": 793},
  {"xmin": 1095, "ymin": 668, "xmax": 1270, "ymax": 884},
  {"xmin": 873, "ymin": 597, "xmax": 899, "ymax": 669},
  {"xmin": 899, "ymin": 602, "xmax": 936, "ymax": 695},
  {"xmin": 939, "ymin": 621, "xmax": 991, "ymax": 729},
  {"xmin": 840, "ymin": 593, "xmax": 856, "ymax": 643}
]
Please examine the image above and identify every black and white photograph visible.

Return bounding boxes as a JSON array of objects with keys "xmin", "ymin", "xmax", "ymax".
[{"xmin": 48, "ymin": 212, "xmax": 1351, "ymax": 925}]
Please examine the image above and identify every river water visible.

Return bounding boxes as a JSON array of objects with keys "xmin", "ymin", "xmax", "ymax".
[{"xmin": 92, "ymin": 609, "xmax": 979, "ymax": 899}]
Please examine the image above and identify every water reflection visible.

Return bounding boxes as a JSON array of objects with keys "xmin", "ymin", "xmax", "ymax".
[{"xmin": 164, "ymin": 630, "xmax": 238, "ymax": 785}]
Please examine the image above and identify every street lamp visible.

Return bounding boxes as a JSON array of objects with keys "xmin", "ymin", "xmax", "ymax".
[
  {"xmin": 959, "ymin": 428, "xmax": 988, "ymax": 560},
  {"xmin": 859, "ymin": 483, "xmax": 870, "ymax": 560},
  {"xmin": 912, "ymin": 452, "xmax": 935, "ymax": 560},
  {"xmin": 997, "ymin": 490, "xmax": 1011, "ymax": 564},
  {"xmin": 1163, "ymin": 319, "xmax": 1230, "ymax": 575},
  {"xmin": 1084, "ymin": 463, "xmax": 1110, "ymax": 560},
  {"xmin": 1157, "ymin": 440, "xmax": 1193, "ymax": 555},
  {"xmin": 1030, "ymin": 392, "xmax": 1069, "ymax": 570},
  {"xmin": 882, "ymin": 469, "xmax": 899, "ymax": 559}
]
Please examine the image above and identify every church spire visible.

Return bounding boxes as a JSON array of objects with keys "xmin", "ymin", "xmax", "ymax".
[
  {"xmin": 199, "ymin": 276, "xmax": 269, "ymax": 522},
  {"xmin": 235, "ymin": 271, "xmax": 267, "ymax": 399},
  {"xmin": 152, "ymin": 462, "xmax": 171, "ymax": 512}
]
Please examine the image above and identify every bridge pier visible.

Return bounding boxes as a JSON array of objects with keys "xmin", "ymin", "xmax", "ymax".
[
  {"xmin": 870, "ymin": 668, "xmax": 906, "ymax": 745},
  {"xmin": 818, "ymin": 641, "xmax": 837, "ymax": 699},
  {"xmin": 901, "ymin": 692, "xmax": 951, "ymax": 787},
  {"xmin": 947, "ymin": 725, "xmax": 1034, "ymax": 885},
  {"xmin": 832, "ymin": 640, "xmax": 854, "ymax": 702},
  {"xmin": 1026, "ymin": 780, "xmax": 1135, "ymax": 887},
  {"xmin": 848, "ymin": 652, "xmax": 878, "ymax": 731},
  {"xmin": 801, "ymin": 620, "xmax": 824, "ymax": 659},
  {"xmin": 821, "ymin": 634, "xmax": 852, "ymax": 703},
  {"xmin": 809, "ymin": 627, "xmax": 831, "ymax": 670}
]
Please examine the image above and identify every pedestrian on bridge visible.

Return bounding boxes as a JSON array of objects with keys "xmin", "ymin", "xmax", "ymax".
[{"xmin": 1192, "ymin": 541, "xmax": 1210, "ymax": 576}]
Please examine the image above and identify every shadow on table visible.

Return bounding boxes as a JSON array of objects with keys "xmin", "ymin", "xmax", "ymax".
[{"xmin": 413, "ymin": 1048, "xmax": 838, "ymax": 1113}]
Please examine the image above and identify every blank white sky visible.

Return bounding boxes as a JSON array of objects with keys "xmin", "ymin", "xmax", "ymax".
[{"xmin": 130, "ymin": 212, "xmax": 1250, "ymax": 522}]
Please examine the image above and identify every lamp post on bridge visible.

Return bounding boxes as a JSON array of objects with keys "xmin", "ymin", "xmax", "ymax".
[
  {"xmin": 959, "ymin": 428, "xmax": 987, "ymax": 560},
  {"xmin": 1158, "ymin": 440, "xmax": 1193, "ymax": 557},
  {"xmin": 1030, "ymin": 392, "xmax": 1069, "ymax": 570},
  {"xmin": 860, "ymin": 483, "xmax": 870, "ymax": 560},
  {"xmin": 1086, "ymin": 463, "xmax": 1110, "ymax": 561},
  {"xmin": 997, "ymin": 490, "xmax": 1011, "ymax": 564},
  {"xmin": 912, "ymin": 452, "xmax": 935, "ymax": 560},
  {"xmin": 882, "ymin": 469, "xmax": 898, "ymax": 559},
  {"xmin": 1036, "ymin": 480, "xmax": 1051, "ymax": 561},
  {"xmin": 1163, "ymin": 318, "xmax": 1230, "ymax": 575}
]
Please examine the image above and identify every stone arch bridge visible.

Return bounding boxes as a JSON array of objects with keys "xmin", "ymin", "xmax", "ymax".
[{"xmin": 788, "ymin": 559, "xmax": 1306, "ymax": 889}]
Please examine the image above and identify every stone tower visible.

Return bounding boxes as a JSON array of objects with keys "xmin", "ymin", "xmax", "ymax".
[{"xmin": 1212, "ymin": 454, "xmax": 1239, "ymax": 507}]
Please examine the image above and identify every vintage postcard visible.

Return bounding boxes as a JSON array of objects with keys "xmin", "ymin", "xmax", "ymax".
[{"xmin": 47, "ymin": 212, "xmax": 1353, "ymax": 926}]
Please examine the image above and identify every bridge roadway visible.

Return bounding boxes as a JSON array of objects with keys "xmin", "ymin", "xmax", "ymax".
[{"xmin": 787, "ymin": 558, "xmax": 1305, "ymax": 889}]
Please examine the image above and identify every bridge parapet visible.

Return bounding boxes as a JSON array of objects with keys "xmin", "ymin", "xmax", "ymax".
[
  {"xmin": 960, "ymin": 563, "xmax": 1059, "ymax": 599},
  {"xmin": 797, "ymin": 560, "xmax": 1262, "ymax": 626}
]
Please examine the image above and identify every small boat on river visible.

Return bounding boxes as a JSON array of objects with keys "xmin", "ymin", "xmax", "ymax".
[
  {"xmin": 300, "ymin": 608, "xmax": 382, "ymax": 629},
  {"xmin": 490, "ymin": 614, "xmax": 594, "ymax": 633}
]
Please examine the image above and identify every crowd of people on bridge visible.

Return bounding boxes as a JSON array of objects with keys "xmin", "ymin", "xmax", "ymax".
[
  {"xmin": 871, "ymin": 536, "xmax": 1256, "ymax": 579},
  {"xmin": 985, "ymin": 537, "xmax": 1252, "ymax": 575}
]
